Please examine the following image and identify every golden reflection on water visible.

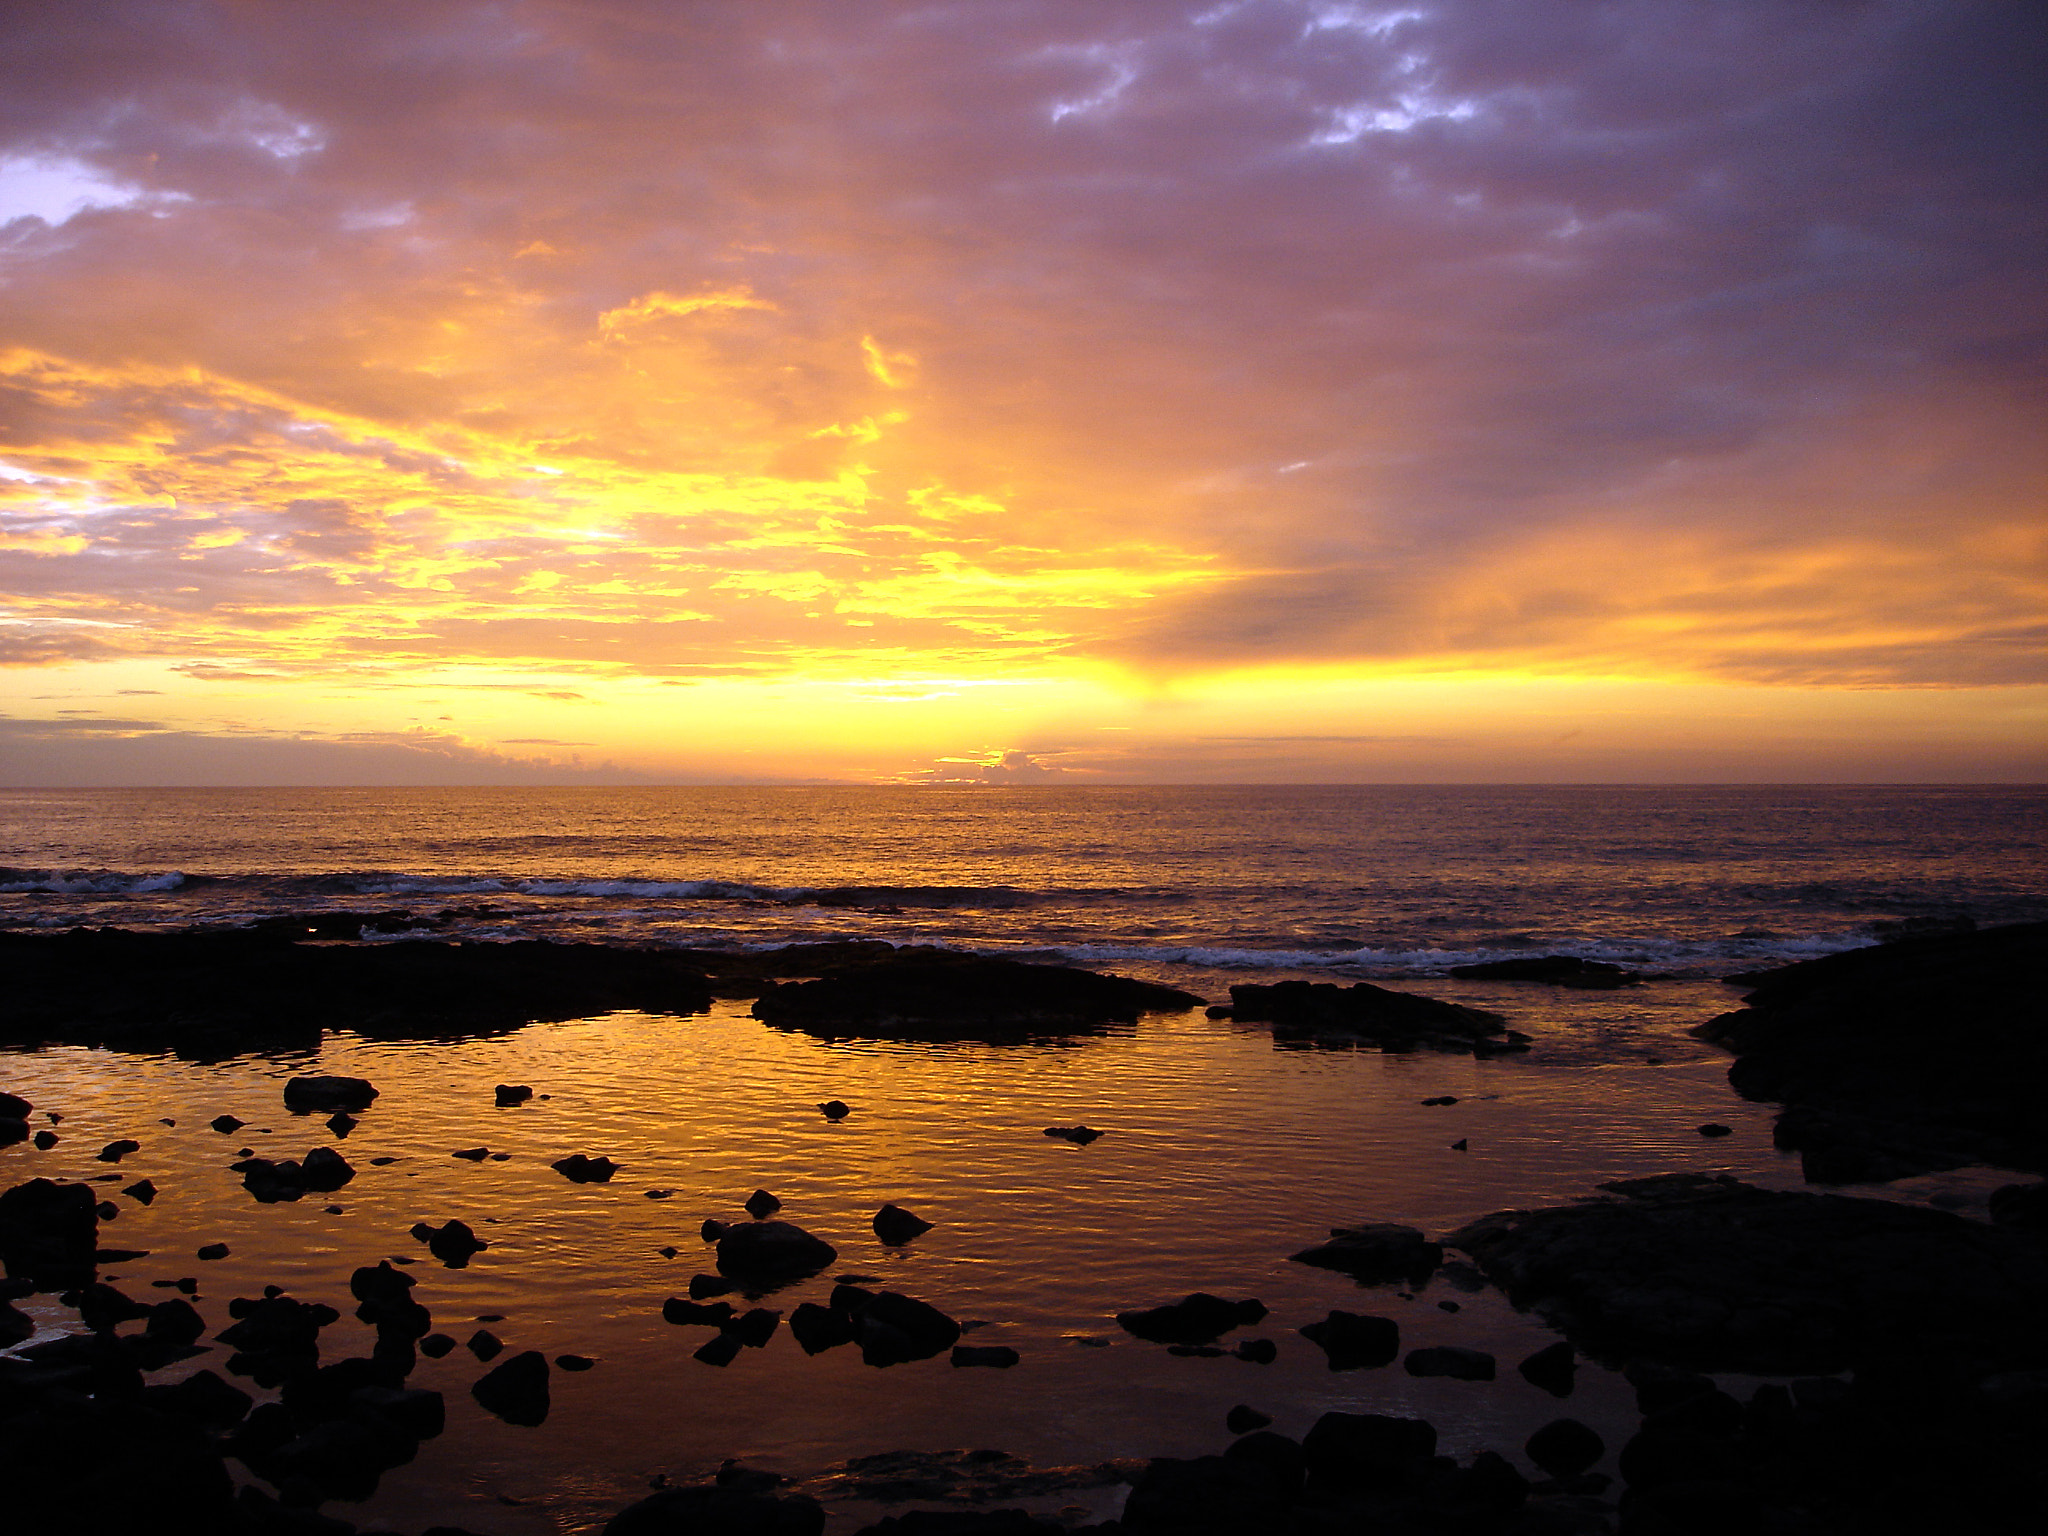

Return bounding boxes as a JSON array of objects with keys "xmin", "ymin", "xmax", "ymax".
[{"xmin": 0, "ymin": 980, "xmax": 1967, "ymax": 1533}]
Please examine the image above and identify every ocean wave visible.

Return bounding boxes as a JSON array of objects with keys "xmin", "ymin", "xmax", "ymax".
[
  {"xmin": 0, "ymin": 866, "xmax": 187, "ymax": 895},
  {"xmin": 1043, "ymin": 930, "xmax": 1882, "ymax": 976}
]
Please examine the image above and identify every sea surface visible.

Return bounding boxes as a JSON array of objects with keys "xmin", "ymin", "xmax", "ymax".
[{"xmin": 1, "ymin": 786, "xmax": 2042, "ymax": 1533}]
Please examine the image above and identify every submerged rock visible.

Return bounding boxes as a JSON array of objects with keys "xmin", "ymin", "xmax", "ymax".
[
  {"xmin": 1228, "ymin": 980, "xmax": 1526, "ymax": 1055},
  {"xmin": 1043, "ymin": 1125, "xmax": 1103, "ymax": 1145},
  {"xmin": 752, "ymin": 947, "xmax": 1201, "ymax": 1041}
]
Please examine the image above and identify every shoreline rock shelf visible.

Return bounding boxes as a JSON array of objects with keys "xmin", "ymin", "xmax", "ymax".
[
  {"xmin": 1693, "ymin": 919, "xmax": 2048, "ymax": 1182},
  {"xmin": 1223, "ymin": 979, "xmax": 1530, "ymax": 1056}
]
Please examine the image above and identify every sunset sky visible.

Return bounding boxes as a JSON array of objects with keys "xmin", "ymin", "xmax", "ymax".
[{"xmin": 0, "ymin": 0, "xmax": 2041, "ymax": 784}]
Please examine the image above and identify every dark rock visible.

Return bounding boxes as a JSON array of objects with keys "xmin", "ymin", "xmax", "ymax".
[
  {"xmin": 1698, "ymin": 921, "xmax": 2048, "ymax": 1179},
  {"xmin": 0, "ymin": 1090, "xmax": 28, "ymax": 1118},
  {"xmin": 851, "ymin": 1290, "xmax": 962, "ymax": 1366},
  {"xmin": 419, "ymin": 1332, "xmax": 456, "ymax": 1358},
  {"xmin": 1124, "ymin": 1439, "xmax": 1303, "ymax": 1531},
  {"xmin": 1042, "ymin": 1125, "xmax": 1103, "ymax": 1144},
  {"xmin": 1117, "ymin": 1293, "xmax": 1266, "ymax": 1344},
  {"xmin": 79, "ymin": 1280, "xmax": 153, "ymax": 1330},
  {"xmin": 553, "ymin": 1153, "xmax": 621, "ymax": 1183},
  {"xmin": 451, "ymin": 1146, "xmax": 490, "ymax": 1161},
  {"xmin": 197, "ymin": 1241, "xmax": 229, "ymax": 1260},
  {"xmin": 1451, "ymin": 1138, "xmax": 1469, "ymax": 1151},
  {"xmin": 715, "ymin": 1220, "xmax": 837, "ymax": 1283},
  {"xmin": 1526, "ymin": 1418, "xmax": 1604, "ymax": 1478},
  {"xmin": 819, "ymin": 1100, "xmax": 850, "ymax": 1120},
  {"xmin": 1518, "ymin": 1340, "xmax": 1578, "ymax": 1397},
  {"xmin": 1421, "ymin": 1095, "xmax": 1458, "ymax": 1106},
  {"xmin": 1404, "ymin": 1345, "xmax": 1495, "ymax": 1379},
  {"xmin": 728, "ymin": 1307, "xmax": 780, "ymax": 1347},
  {"xmin": 1298, "ymin": 1310, "xmax": 1399, "ymax": 1370},
  {"xmin": 744, "ymin": 1188, "xmax": 782, "ymax": 1218},
  {"xmin": 1697, "ymin": 1123, "xmax": 1733, "ymax": 1137},
  {"xmin": 1450, "ymin": 1172, "xmax": 2048, "ymax": 1373},
  {"xmin": 789, "ymin": 1301, "xmax": 855, "ymax": 1354},
  {"xmin": 0, "ymin": 1177, "xmax": 100, "ymax": 1289},
  {"xmin": 1990, "ymin": 1181, "xmax": 2048, "ymax": 1230},
  {"xmin": 0, "ymin": 928, "xmax": 715, "ymax": 1053},
  {"xmin": 0, "ymin": 1116, "xmax": 26, "ymax": 1148},
  {"xmin": 951, "ymin": 1345, "xmax": 1020, "ymax": 1367},
  {"xmin": 1167, "ymin": 1343, "xmax": 1226, "ymax": 1357},
  {"xmin": 300, "ymin": 1145, "xmax": 354, "ymax": 1191},
  {"xmin": 326, "ymin": 1112, "xmax": 356, "ymax": 1137},
  {"xmin": 1290, "ymin": 1222, "xmax": 1443, "ymax": 1284},
  {"xmin": 602, "ymin": 1482, "xmax": 825, "ymax": 1536},
  {"xmin": 689, "ymin": 1272, "xmax": 733, "ymax": 1298},
  {"xmin": 146, "ymin": 1297, "xmax": 207, "ymax": 1347},
  {"xmin": 1229, "ymin": 978, "xmax": 1521, "ymax": 1055},
  {"xmin": 209, "ymin": 1115, "xmax": 244, "ymax": 1133},
  {"xmin": 1226, "ymin": 1404, "xmax": 1272, "ymax": 1434},
  {"xmin": 701, "ymin": 1218, "xmax": 730, "ymax": 1241},
  {"xmin": 495, "ymin": 1083, "xmax": 534, "ymax": 1105},
  {"xmin": 873, "ymin": 1203, "xmax": 934, "ymax": 1245},
  {"xmin": 354, "ymin": 1383, "xmax": 446, "ymax": 1439},
  {"xmin": 556, "ymin": 1353, "xmax": 595, "ymax": 1370},
  {"xmin": 96, "ymin": 1138, "xmax": 141, "ymax": 1162},
  {"xmin": 1233, "ymin": 1337, "xmax": 1277, "ymax": 1363},
  {"xmin": 95, "ymin": 1199, "xmax": 119, "ymax": 1221},
  {"xmin": 121, "ymin": 1178, "xmax": 158, "ymax": 1204},
  {"xmin": 284, "ymin": 1076, "xmax": 379, "ymax": 1113},
  {"xmin": 350, "ymin": 1259, "xmax": 416, "ymax": 1307},
  {"xmin": 753, "ymin": 948, "xmax": 1201, "ymax": 1041},
  {"xmin": 233, "ymin": 1156, "xmax": 309, "ymax": 1203},
  {"xmin": 413, "ymin": 1219, "xmax": 488, "ymax": 1267},
  {"xmin": 664, "ymin": 1297, "xmax": 736, "ymax": 1326},
  {"xmin": 467, "ymin": 1329, "xmax": 503, "ymax": 1361},
  {"xmin": 1300, "ymin": 1411, "xmax": 1437, "ymax": 1490},
  {"xmin": 472, "ymin": 1349, "xmax": 550, "ymax": 1425},
  {"xmin": 694, "ymin": 1332, "xmax": 743, "ymax": 1367},
  {"xmin": 32, "ymin": 1129, "xmax": 56, "ymax": 1149},
  {"xmin": 1449, "ymin": 955, "xmax": 1636, "ymax": 987},
  {"xmin": 144, "ymin": 1367, "xmax": 253, "ymax": 1430}
]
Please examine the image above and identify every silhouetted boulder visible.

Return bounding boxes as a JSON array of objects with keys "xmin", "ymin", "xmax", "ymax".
[
  {"xmin": 715, "ymin": 1220, "xmax": 836, "ymax": 1283},
  {"xmin": 553, "ymin": 1153, "xmax": 620, "ymax": 1183},
  {"xmin": 1404, "ymin": 1345, "xmax": 1495, "ymax": 1379},
  {"xmin": 1298, "ymin": 1311, "xmax": 1400, "ymax": 1370},
  {"xmin": 1301, "ymin": 1411, "xmax": 1437, "ymax": 1490},
  {"xmin": 1117, "ymin": 1294, "xmax": 1267, "ymax": 1345},
  {"xmin": 1517, "ymin": 1340, "xmax": 1577, "ymax": 1397},
  {"xmin": 744, "ymin": 1189, "xmax": 782, "ymax": 1218},
  {"xmin": 284, "ymin": 1076, "xmax": 379, "ymax": 1112},
  {"xmin": 495, "ymin": 1083, "xmax": 534, "ymax": 1106},
  {"xmin": 1526, "ymin": 1418, "xmax": 1604, "ymax": 1479},
  {"xmin": 873, "ymin": 1203, "xmax": 933, "ymax": 1245},
  {"xmin": 851, "ymin": 1290, "xmax": 961, "ymax": 1366},
  {"xmin": 472, "ymin": 1349, "xmax": 550, "ymax": 1425},
  {"xmin": 411, "ymin": 1219, "xmax": 488, "ymax": 1267},
  {"xmin": 819, "ymin": 1100, "xmax": 850, "ymax": 1120},
  {"xmin": 1042, "ymin": 1125, "xmax": 1103, "ymax": 1144},
  {"xmin": 789, "ymin": 1301, "xmax": 855, "ymax": 1354}
]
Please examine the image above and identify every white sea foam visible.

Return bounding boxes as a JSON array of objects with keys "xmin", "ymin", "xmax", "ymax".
[{"xmin": 0, "ymin": 867, "xmax": 187, "ymax": 894}]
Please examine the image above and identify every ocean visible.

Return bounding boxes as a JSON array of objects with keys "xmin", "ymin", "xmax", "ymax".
[
  {"xmin": 3, "ymin": 785, "xmax": 2042, "ymax": 983},
  {"xmin": 1, "ymin": 785, "xmax": 2042, "ymax": 1533}
]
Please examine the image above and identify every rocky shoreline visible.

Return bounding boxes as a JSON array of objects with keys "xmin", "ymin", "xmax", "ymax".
[{"xmin": 4, "ymin": 921, "xmax": 2046, "ymax": 1533}]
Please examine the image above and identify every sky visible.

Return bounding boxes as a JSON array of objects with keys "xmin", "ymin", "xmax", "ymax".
[{"xmin": 0, "ymin": 0, "xmax": 2041, "ymax": 785}]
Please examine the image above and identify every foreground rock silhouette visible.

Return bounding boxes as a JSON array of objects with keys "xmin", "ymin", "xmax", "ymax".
[{"xmin": 1695, "ymin": 919, "xmax": 2048, "ymax": 1181}]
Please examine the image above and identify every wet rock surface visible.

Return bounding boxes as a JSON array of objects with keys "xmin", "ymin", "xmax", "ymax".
[
  {"xmin": 751, "ymin": 948, "xmax": 1201, "ymax": 1041},
  {"xmin": 1290, "ymin": 1221, "xmax": 1443, "ymax": 1284},
  {"xmin": 1696, "ymin": 919, "xmax": 2048, "ymax": 1180},
  {"xmin": 1224, "ymin": 980, "xmax": 1528, "ymax": 1055}
]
